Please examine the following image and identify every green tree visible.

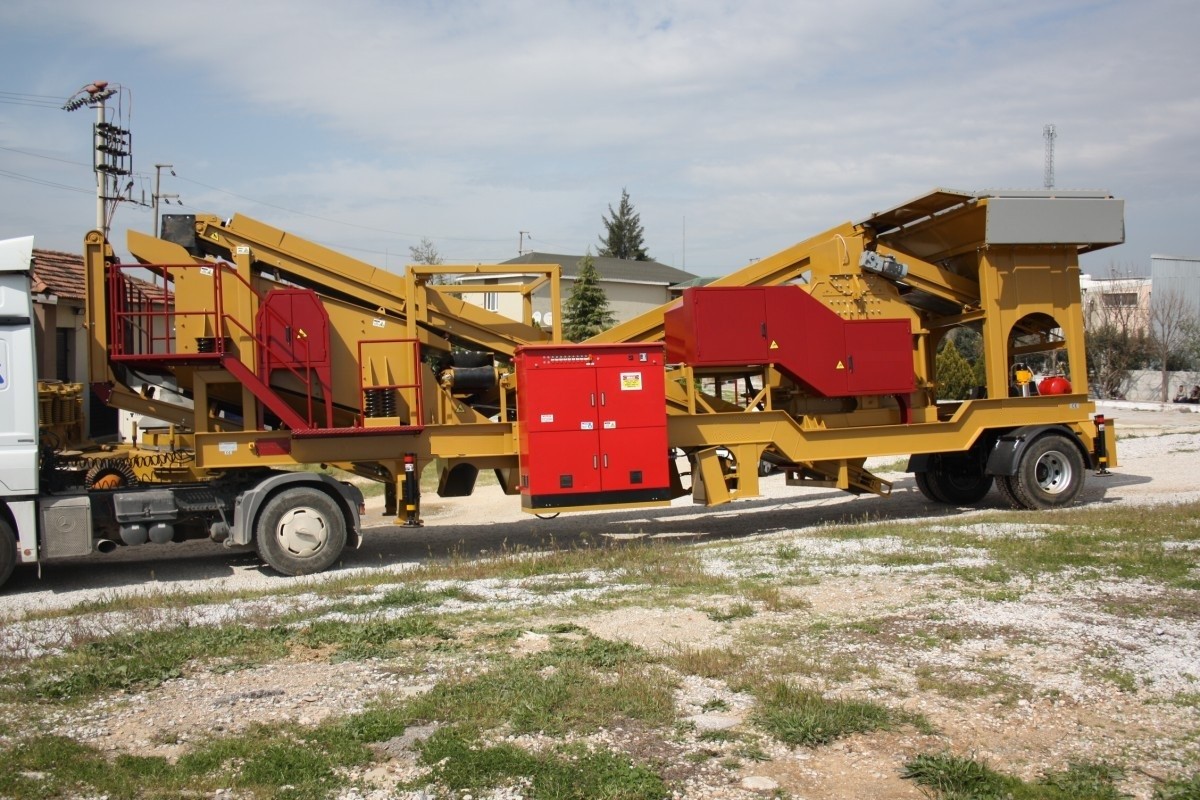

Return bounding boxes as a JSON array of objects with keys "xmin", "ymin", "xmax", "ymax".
[
  {"xmin": 935, "ymin": 339, "xmax": 977, "ymax": 400},
  {"xmin": 562, "ymin": 251, "xmax": 616, "ymax": 342},
  {"xmin": 598, "ymin": 188, "xmax": 649, "ymax": 261}
]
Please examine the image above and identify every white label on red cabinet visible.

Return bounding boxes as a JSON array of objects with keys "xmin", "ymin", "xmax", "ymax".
[
  {"xmin": 620, "ymin": 372, "xmax": 643, "ymax": 390},
  {"xmin": 540, "ymin": 414, "xmax": 554, "ymax": 423},
  {"xmin": 581, "ymin": 421, "xmax": 594, "ymax": 430},
  {"xmin": 603, "ymin": 420, "xmax": 616, "ymax": 429}
]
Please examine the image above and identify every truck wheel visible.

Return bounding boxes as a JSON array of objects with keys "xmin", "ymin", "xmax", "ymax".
[
  {"xmin": 0, "ymin": 518, "xmax": 15, "ymax": 589},
  {"xmin": 255, "ymin": 488, "xmax": 347, "ymax": 576},
  {"xmin": 1008, "ymin": 434, "xmax": 1085, "ymax": 510}
]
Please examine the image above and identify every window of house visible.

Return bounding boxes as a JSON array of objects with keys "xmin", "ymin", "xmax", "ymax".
[
  {"xmin": 484, "ymin": 291, "xmax": 498, "ymax": 312},
  {"xmin": 1102, "ymin": 292, "xmax": 1138, "ymax": 307}
]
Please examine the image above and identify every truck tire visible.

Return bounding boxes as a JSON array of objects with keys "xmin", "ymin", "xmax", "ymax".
[
  {"xmin": 1007, "ymin": 433, "xmax": 1085, "ymax": 510},
  {"xmin": 254, "ymin": 487, "xmax": 347, "ymax": 576},
  {"xmin": 0, "ymin": 518, "xmax": 15, "ymax": 589}
]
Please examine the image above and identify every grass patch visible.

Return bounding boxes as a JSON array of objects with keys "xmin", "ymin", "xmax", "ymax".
[
  {"xmin": 400, "ymin": 635, "xmax": 675, "ymax": 737},
  {"xmin": 0, "ymin": 724, "xmax": 372, "ymax": 800},
  {"xmin": 667, "ymin": 645, "xmax": 748, "ymax": 679},
  {"xmin": 297, "ymin": 614, "xmax": 448, "ymax": 660},
  {"xmin": 1155, "ymin": 772, "xmax": 1200, "ymax": 800},
  {"xmin": 706, "ymin": 601, "xmax": 755, "ymax": 622},
  {"xmin": 914, "ymin": 665, "xmax": 1025, "ymax": 703},
  {"xmin": 417, "ymin": 726, "xmax": 666, "ymax": 800},
  {"xmin": 903, "ymin": 753, "xmax": 1126, "ymax": 799},
  {"xmin": 8, "ymin": 612, "xmax": 450, "ymax": 702},
  {"xmin": 11, "ymin": 624, "xmax": 292, "ymax": 701},
  {"xmin": 751, "ymin": 681, "xmax": 924, "ymax": 746}
]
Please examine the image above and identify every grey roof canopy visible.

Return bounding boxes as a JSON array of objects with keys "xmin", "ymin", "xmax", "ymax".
[{"xmin": 861, "ymin": 188, "xmax": 1125, "ymax": 254}]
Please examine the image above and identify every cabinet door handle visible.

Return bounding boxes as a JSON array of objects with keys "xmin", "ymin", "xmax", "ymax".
[
  {"xmin": 600, "ymin": 392, "xmax": 606, "ymax": 406},
  {"xmin": 593, "ymin": 455, "xmax": 599, "ymax": 469},
  {"xmin": 590, "ymin": 392, "xmax": 596, "ymax": 407},
  {"xmin": 602, "ymin": 454, "xmax": 609, "ymax": 469}
]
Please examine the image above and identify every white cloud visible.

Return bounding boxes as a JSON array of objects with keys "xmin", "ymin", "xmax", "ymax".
[{"xmin": 2, "ymin": 0, "xmax": 1199, "ymax": 270}]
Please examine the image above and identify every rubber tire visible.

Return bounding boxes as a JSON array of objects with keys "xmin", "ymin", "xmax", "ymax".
[
  {"xmin": 1008, "ymin": 434, "xmax": 1085, "ymax": 510},
  {"xmin": 928, "ymin": 468, "xmax": 994, "ymax": 505},
  {"xmin": 913, "ymin": 471, "xmax": 946, "ymax": 503},
  {"xmin": 255, "ymin": 487, "xmax": 347, "ymax": 576},
  {"xmin": 996, "ymin": 474, "xmax": 1024, "ymax": 510},
  {"xmin": 0, "ymin": 517, "xmax": 16, "ymax": 590}
]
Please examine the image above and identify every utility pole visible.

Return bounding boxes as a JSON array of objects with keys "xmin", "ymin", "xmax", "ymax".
[
  {"xmin": 153, "ymin": 163, "xmax": 179, "ymax": 236},
  {"xmin": 63, "ymin": 81, "xmax": 132, "ymax": 239},
  {"xmin": 519, "ymin": 230, "xmax": 530, "ymax": 256}
]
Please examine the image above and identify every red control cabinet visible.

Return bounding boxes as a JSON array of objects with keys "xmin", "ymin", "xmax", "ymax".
[{"xmin": 515, "ymin": 343, "xmax": 671, "ymax": 511}]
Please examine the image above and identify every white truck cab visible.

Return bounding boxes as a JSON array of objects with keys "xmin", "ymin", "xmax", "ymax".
[{"xmin": 0, "ymin": 235, "xmax": 41, "ymax": 585}]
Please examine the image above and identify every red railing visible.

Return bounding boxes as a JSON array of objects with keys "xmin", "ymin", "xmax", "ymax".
[{"xmin": 105, "ymin": 261, "xmax": 422, "ymax": 433}]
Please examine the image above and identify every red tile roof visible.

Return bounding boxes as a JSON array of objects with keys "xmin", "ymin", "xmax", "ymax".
[{"xmin": 32, "ymin": 249, "xmax": 85, "ymax": 302}]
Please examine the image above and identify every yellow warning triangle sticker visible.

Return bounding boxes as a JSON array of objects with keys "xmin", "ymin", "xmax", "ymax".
[
  {"xmin": 769, "ymin": 340, "xmax": 779, "ymax": 350},
  {"xmin": 836, "ymin": 360, "xmax": 845, "ymax": 370}
]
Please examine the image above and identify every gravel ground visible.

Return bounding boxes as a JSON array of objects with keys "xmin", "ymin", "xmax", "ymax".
[{"xmin": 2, "ymin": 401, "xmax": 1198, "ymax": 799}]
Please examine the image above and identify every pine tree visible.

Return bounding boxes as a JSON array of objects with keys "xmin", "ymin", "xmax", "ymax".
[
  {"xmin": 562, "ymin": 251, "xmax": 616, "ymax": 342},
  {"xmin": 598, "ymin": 188, "xmax": 650, "ymax": 261},
  {"xmin": 935, "ymin": 339, "xmax": 977, "ymax": 400}
]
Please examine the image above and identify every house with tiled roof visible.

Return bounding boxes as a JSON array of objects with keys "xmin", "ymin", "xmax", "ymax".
[
  {"xmin": 456, "ymin": 252, "xmax": 698, "ymax": 329},
  {"xmin": 31, "ymin": 249, "xmax": 88, "ymax": 386}
]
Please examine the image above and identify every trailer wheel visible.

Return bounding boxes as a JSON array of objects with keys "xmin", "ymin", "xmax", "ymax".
[
  {"xmin": 0, "ymin": 518, "xmax": 16, "ymax": 589},
  {"xmin": 928, "ymin": 467, "xmax": 994, "ymax": 505},
  {"xmin": 255, "ymin": 487, "xmax": 347, "ymax": 576},
  {"xmin": 913, "ymin": 471, "xmax": 946, "ymax": 503},
  {"xmin": 996, "ymin": 475, "xmax": 1023, "ymax": 509},
  {"xmin": 1008, "ymin": 434, "xmax": 1085, "ymax": 510}
]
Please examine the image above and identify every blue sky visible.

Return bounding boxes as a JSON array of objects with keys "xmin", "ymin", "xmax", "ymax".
[{"xmin": 1, "ymin": 0, "xmax": 1197, "ymax": 276}]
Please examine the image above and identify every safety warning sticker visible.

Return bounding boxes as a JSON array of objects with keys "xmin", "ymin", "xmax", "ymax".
[{"xmin": 620, "ymin": 372, "xmax": 643, "ymax": 391}]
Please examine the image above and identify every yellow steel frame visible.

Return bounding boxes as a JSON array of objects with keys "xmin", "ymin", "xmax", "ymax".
[{"xmin": 83, "ymin": 190, "xmax": 1119, "ymax": 519}]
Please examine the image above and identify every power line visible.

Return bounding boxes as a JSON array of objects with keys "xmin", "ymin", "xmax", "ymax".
[
  {"xmin": 0, "ymin": 168, "xmax": 93, "ymax": 194},
  {"xmin": 173, "ymin": 173, "xmax": 513, "ymax": 244},
  {"xmin": 0, "ymin": 144, "xmax": 94, "ymax": 169}
]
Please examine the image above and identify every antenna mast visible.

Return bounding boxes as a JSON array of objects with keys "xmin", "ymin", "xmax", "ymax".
[{"xmin": 1043, "ymin": 124, "xmax": 1057, "ymax": 190}]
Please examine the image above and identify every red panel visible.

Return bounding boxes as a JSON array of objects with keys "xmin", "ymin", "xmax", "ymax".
[
  {"xmin": 518, "ymin": 362, "xmax": 598, "ymax": 434},
  {"xmin": 668, "ymin": 286, "xmax": 912, "ymax": 398},
  {"xmin": 600, "ymin": 426, "xmax": 669, "ymax": 492},
  {"xmin": 844, "ymin": 320, "xmax": 914, "ymax": 394},
  {"xmin": 764, "ymin": 286, "xmax": 848, "ymax": 397},
  {"xmin": 259, "ymin": 288, "xmax": 330, "ymax": 368},
  {"xmin": 666, "ymin": 288, "xmax": 768, "ymax": 365},
  {"xmin": 596, "ymin": 361, "xmax": 665, "ymax": 430},
  {"xmin": 524, "ymin": 430, "xmax": 602, "ymax": 495}
]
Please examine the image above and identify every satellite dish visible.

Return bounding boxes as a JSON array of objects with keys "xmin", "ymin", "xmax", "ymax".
[
  {"xmin": 543, "ymin": 312, "xmax": 553, "ymax": 326},
  {"xmin": 533, "ymin": 311, "xmax": 543, "ymax": 324}
]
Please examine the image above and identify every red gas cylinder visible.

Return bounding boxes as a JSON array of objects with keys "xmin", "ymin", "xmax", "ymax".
[{"xmin": 1038, "ymin": 375, "xmax": 1072, "ymax": 395}]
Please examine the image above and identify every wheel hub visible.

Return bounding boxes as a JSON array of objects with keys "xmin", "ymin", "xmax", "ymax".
[
  {"xmin": 1034, "ymin": 450, "xmax": 1073, "ymax": 495},
  {"xmin": 275, "ymin": 507, "xmax": 329, "ymax": 557}
]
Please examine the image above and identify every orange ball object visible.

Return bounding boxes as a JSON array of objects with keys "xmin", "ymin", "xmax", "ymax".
[{"xmin": 1038, "ymin": 375, "xmax": 1072, "ymax": 395}]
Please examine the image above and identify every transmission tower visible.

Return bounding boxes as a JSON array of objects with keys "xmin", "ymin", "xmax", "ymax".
[{"xmin": 1043, "ymin": 124, "xmax": 1057, "ymax": 189}]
